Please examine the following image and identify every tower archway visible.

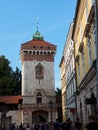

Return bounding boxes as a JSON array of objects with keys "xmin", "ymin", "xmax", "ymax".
[{"xmin": 32, "ymin": 110, "xmax": 48, "ymax": 123}]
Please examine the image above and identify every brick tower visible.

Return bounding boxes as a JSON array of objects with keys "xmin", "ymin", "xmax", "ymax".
[{"xmin": 20, "ymin": 27, "xmax": 57, "ymax": 123}]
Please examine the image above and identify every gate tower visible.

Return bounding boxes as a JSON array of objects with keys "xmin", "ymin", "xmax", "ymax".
[{"xmin": 20, "ymin": 27, "xmax": 57, "ymax": 123}]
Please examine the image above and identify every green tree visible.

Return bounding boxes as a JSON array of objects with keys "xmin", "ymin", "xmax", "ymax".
[
  {"xmin": 0, "ymin": 55, "xmax": 21, "ymax": 95},
  {"xmin": 55, "ymin": 87, "xmax": 61, "ymax": 96},
  {"xmin": 11, "ymin": 67, "xmax": 21, "ymax": 95},
  {"xmin": 55, "ymin": 87, "xmax": 62, "ymax": 122}
]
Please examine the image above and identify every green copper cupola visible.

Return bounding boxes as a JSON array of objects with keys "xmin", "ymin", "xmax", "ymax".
[
  {"xmin": 33, "ymin": 30, "xmax": 44, "ymax": 40},
  {"xmin": 32, "ymin": 17, "xmax": 44, "ymax": 40}
]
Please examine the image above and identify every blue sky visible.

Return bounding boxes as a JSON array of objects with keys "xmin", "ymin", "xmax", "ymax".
[{"xmin": 0, "ymin": 0, "xmax": 76, "ymax": 89}]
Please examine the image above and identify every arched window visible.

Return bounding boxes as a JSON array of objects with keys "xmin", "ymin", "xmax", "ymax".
[
  {"xmin": 36, "ymin": 92, "xmax": 42, "ymax": 104},
  {"xmin": 35, "ymin": 63, "xmax": 44, "ymax": 79}
]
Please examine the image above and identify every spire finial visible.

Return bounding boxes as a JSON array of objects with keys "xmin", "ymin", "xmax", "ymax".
[
  {"xmin": 32, "ymin": 17, "xmax": 44, "ymax": 40},
  {"xmin": 36, "ymin": 17, "xmax": 39, "ymax": 31}
]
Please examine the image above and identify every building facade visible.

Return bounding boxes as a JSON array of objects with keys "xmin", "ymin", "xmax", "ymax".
[
  {"xmin": 20, "ymin": 29, "xmax": 57, "ymax": 124},
  {"xmin": 72, "ymin": 0, "xmax": 97, "ymax": 126},
  {"xmin": 60, "ymin": 22, "xmax": 76, "ymax": 122},
  {"xmin": 59, "ymin": 56, "xmax": 66, "ymax": 122}
]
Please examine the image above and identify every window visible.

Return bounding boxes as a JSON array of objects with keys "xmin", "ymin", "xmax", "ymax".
[
  {"xmin": 81, "ymin": 51, "xmax": 85, "ymax": 76},
  {"xmin": 40, "ymin": 46, "xmax": 43, "ymax": 48},
  {"xmin": 87, "ymin": 36, "xmax": 93, "ymax": 66},
  {"xmin": 92, "ymin": 22, "xmax": 96, "ymax": 58},
  {"xmin": 33, "ymin": 46, "xmax": 36, "ymax": 48},
  {"xmin": 36, "ymin": 92, "xmax": 42, "ymax": 104},
  {"xmin": 78, "ymin": 62, "xmax": 80, "ymax": 77}
]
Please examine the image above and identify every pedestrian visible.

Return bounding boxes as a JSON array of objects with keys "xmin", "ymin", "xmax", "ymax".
[
  {"xmin": 44, "ymin": 122, "xmax": 49, "ymax": 130},
  {"xmin": 40, "ymin": 121, "xmax": 45, "ymax": 130},
  {"xmin": 23, "ymin": 123, "xmax": 26, "ymax": 130},
  {"xmin": 31, "ymin": 123, "xmax": 35, "ymax": 130},
  {"xmin": 2, "ymin": 123, "xmax": 6, "ymax": 130},
  {"xmin": 62, "ymin": 120, "xmax": 71, "ymax": 130},
  {"xmin": 67, "ymin": 118, "xmax": 72, "ymax": 126},
  {"xmin": 34, "ymin": 123, "xmax": 40, "ymax": 130},
  {"xmin": 53, "ymin": 119, "xmax": 61, "ymax": 130},
  {"xmin": 19, "ymin": 122, "xmax": 23, "ymax": 130},
  {"xmin": 26, "ymin": 123, "xmax": 30, "ymax": 130},
  {"xmin": 50, "ymin": 122, "xmax": 53, "ymax": 130},
  {"xmin": 73, "ymin": 117, "xmax": 82, "ymax": 130},
  {"xmin": 85, "ymin": 115, "xmax": 98, "ymax": 130}
]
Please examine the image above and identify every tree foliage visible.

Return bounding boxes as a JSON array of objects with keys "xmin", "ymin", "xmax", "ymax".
[
  {"xmin": 55, "ymin": 87, "xmax": 62, "ymax": 103},
  {"xmin": 55, "ymin": 87, "xmax": 61, "ymax": 96},
  {"xmin": 0, "ymin": 55, "xmax": 21, "ymax": 95}
]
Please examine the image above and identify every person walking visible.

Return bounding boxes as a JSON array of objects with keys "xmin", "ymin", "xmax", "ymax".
[
  {"xmin": 73, "ymin": 117, "xmax": 82, "ymax": 130},
  {"xmin": 25, "ymin": 123, "xmax": 30, "ymax": 130},
  {"xmin": 19, "ymin": 122, "xmax": 23, "ymax": 130},
  {"xmin": 62, "ymin": 120, "xmax": 71, "ymax": 130},
  {"xmin": 85, "ymin": 115, "xmax": 98, "ymax": 130},
  {"xmin": 34, "ymin": 123, "xmax": 40, "ymax": 130},
  {"xmin": 53, "ymin": 119, "xmax": 61, "ymax": 130},
  {"xmin": 40, "ymin": 121, "xmax": 45, "ymax": 130},
  {"xmin": 44, "ymin": 122, "xmax": 49, "ymax": 130}
]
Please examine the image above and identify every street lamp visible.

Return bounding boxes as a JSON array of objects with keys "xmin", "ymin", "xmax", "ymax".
[{"xmin": 49, "ymin": 101, "xmax": 53, "ymax": 124}]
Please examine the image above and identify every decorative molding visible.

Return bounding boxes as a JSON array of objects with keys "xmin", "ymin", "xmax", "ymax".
[
  {"xmin": 75, "ymin": 55, "xmax": 80, "ymax": 62},
  {"xmin": 78, "ymin": 42, "xmax": 84, "ymax": 52},
  {"xmin": 84, "ymin": 5, "xmax": 94, "ymax": 37},
  {"xmin": 84, "ymin": 22, "xmax": 90, "ymax": 37}
]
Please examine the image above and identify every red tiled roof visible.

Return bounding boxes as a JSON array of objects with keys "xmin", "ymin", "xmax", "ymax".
[
  {"xmin": 0, "ymin": 95, "xmax": 22, "ymax": 104},
  {"xmin": 22, "ymin": 39, "xmax": 56, "ymax": 47}
]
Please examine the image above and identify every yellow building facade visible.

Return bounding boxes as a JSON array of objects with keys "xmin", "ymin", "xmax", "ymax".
[
  {"xmin": 59, "ymin": 56, "xmax": 66, "ymax": 122},
  {"xmin": 72, "ymin": 0, "xmax": 97, "ymax": 126}
]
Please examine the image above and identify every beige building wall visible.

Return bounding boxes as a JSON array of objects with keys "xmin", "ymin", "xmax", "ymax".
[
  {"xmin": 72, "ymin": 0, "xmax": 97, "ymax": 127},
  {"xmin": 7, "ymin": 109, "xmax": 22, "ymax": 126}
]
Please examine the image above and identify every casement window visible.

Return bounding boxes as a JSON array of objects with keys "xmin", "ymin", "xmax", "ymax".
[
  {"xmin": 81, "ymin": 51, "xmax": 85, "ymax": 76},
  {"xmin": 87, "ymin": 36, "xmax": 93, "ymax": 67},
  {"xmin": 78, "ymin": 62, "xmax": 80, "ymax": 76},
  {"xmin": 92, "ymin": 22, "xmax": 96, "ymax": 58},
  {"xmin": 73, "ymin": 78, "xmax": 76, "ymax": 92}
]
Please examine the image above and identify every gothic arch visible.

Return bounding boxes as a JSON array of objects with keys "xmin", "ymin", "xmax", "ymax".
[{"xmin": 32, "ymin": 110, "xmax": 48, "ymax": 123}]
